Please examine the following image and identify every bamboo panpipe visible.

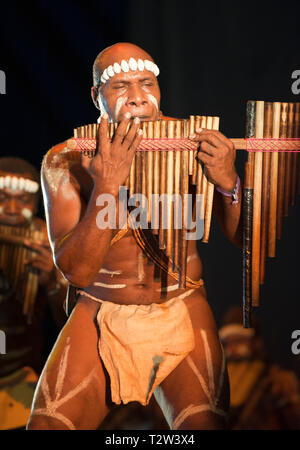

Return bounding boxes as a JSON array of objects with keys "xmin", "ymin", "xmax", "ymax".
[
  {"xmin": 73, "ymin": 117, "xmax": 217, "ymax": 286},
  {"xmin": 0, "ymin": 223, "xmax": 43, "ymax": 323},
  {"xmin": 243, "ymin": 100, "xmax": 300, "ymax": 325},
  {"xmin": 72, "ymin": 103, "xmax": 300, "ymax": 314}
]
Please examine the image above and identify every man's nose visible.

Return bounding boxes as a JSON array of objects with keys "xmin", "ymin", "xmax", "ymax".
[{"xmin": 127, "ymin": 85, "xmax": 148, "ymax": 108}]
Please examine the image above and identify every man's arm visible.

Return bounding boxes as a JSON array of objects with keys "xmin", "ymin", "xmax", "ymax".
[
  {"xmin": 42, "ymin": 114, "xmax": 142, "ymax": 288},
  {"xmin": 189, "ymin": 128, "xmax": 243, "ymax": 247}
]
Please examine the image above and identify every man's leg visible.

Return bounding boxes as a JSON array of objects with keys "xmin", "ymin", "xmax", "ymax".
[
  {"xmin": 27, "ymin": 299, "xmax": 111, "ymax": 430},
  {"xmin": 154, "ymin": 292, "xmax": 230, "ymax": 430}
]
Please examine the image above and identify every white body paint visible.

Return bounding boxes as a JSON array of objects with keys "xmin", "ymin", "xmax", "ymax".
[
  {"xmin": 93, "ymin": 281, "xmax": 127, "ymax": 289},
  {"xmin": 99, "ymin": 267, "xmax": 122, "ymax": 276},
  {"xmin": 31, "ymin": 337, "xmax": 98, "ymax": 430},
  {"xmin": 172, "ymin": 329, "xmax": 227, "ymax": 429},
  {"xmin": 21, "ymin": 208, "xmax": 33, "ymax": 220}
]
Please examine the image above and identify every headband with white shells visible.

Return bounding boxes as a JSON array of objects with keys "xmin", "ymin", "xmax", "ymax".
[
  {"xmin": 0, "ymin": 175, "xmax": 39, "ymax": 193},
  {"xmin": 100, "ymin": 57, "xmax": 160, "ymax": 84}
]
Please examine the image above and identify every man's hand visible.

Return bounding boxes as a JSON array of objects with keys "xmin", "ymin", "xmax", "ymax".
[
  {"xmin": 189, "ymin": 128, "xmax": 237, "ymax": 191},
  {"xmin": 24, "ymin": 239, "xmax": 56, "ymax": 286},
  {"xmin": 82, "ymin": 112, "xmax": 143, "ymax": 196}
]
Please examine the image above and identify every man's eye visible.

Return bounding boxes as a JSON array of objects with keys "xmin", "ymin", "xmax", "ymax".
[{"xmin": 113, "ymin": 84, "xmax": 126, "ymax": 89}]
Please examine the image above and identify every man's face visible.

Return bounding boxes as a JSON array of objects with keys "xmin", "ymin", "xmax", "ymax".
[
  {"xmin": 98, "ymin": 70, "xmax": 161, "ymax": 122},
  {"xmin": 0, "ymin": 172, "xmax": 37, "ymax": 226}
]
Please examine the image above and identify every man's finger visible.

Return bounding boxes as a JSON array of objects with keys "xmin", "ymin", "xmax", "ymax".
[
  {"xmin": 195, "ymin": 128, "xmax": 234, "ymax": 148},
  {"xmin": 122, "ymin": 117, "xmax": 141, "ymax": 151},
  {"xmin": 98, "ymin": 113, "xmax": 110, "ymax": 156},
  {"xmin": 197, "ymin": 151, "xmax": 214, "ymax": 167},
  {"xmin": 112, "ymin": 112, "xmax": 132, "ymax": 148},
  {"xmin": 198, "ymin": 141, "xmax": 216, "ymax": 157},
  {"xmin": 190, "ymin": 132, "xmax": 224, "ymax": 149},
  {"xmin": 127, "ymin": 128, "xmax": 143, "ymax": 161}
]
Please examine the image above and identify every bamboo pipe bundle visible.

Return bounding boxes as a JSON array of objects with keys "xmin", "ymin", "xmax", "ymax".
[
  {"xmin": 243, "ymin": 100, "xmax": 300, "ymax": 325},
  {"xmin": 73, "ymin": 117, "xmax": 218, "ymax": 286},
  {"xmin": 0, "ymin": 223, "xmax": 43, "ymax": 323}
]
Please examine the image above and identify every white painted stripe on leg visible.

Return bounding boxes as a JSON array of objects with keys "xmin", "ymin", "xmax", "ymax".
[
  {"xmin": 186, "ymin": 355, "xmax": 213, "ymax": 404},
  {"xmin": 200, "ymin": 329, "xmax": 215, "ymax": 397},
  {"xmin": 172, "ymin": 403, "xmax": 227, "ymax": 430},
  {"xmin": 32, "ymin": 409, "xmax": 76, "ymax": 430}
]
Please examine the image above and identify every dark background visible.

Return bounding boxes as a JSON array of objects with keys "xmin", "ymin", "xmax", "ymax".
[{"xmin": 0, "ymin": 0, "xmax": 299, "ymax": 371}]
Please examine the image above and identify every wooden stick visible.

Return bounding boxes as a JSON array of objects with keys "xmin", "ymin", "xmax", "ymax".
[
  {"xmin": 268, "ymin": 102, "xmax": 281, "ymax": 258},
  {"xmin": 243, "ymin": 100, "xmax": 256, "ymax": 327}
]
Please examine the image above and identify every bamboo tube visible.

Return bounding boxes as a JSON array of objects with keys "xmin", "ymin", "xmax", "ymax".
[
  {"xmin": 296, "ymin": 103, "xmax": 300, "ymax": 196},
  {"xmin": 202, "ymin": 116, "xmax": 219, "ymax": 243},
  {"xmin": 200, "ymin": 116, "xmax": 212, "ymax": 243},
  {"xmin": 152, "ymin": 120, "xmax": 160, "ymax": 234},
  {"xmin": 259, "ymin": 102, "xmax": 272, "ymax": 284},
  {"xmin": 192, "ymin": 116, "xmax": 201, "ymax": 185},
  {"xmin": 276, "ymin": 103, "xmax": 288, "ymax": 239},
  {"xmin": 243, "ymin": 100, "xmax": 256, "ymax": 327},
  {"xmin": 251, "ymin": 101, "xmax": 264, "ymax": 307},
  {"xmin": 196, "ymin": 116, "xmax": 206, "ymax": 196},
  {"xmin": 179, "ymin": 120, "xmax": 189, "ymax": 288},
  {"xmin": 166, "ymin": 120, "xmax": 175, "ymax": 257},
  {"xmin": 141, "ymin": 122, "xmax": 147, "ymax": 213},
  {"xmin": 173, "ymin": 120, "xmax": 182, "ymax": 271},
  {"xmin": 284, "ymin": 103, "xmax": 294, "ymax": 216},
  {"xmin": 291, "ymin": 103, "xmax": 299, "ymax": 206},
  {"xmin": 159, "ymin": 120, "xmax": 167, "ymax": 249},
  {"xmin": 146, "ymin": 121, "xmax": 154, "ymax": 222},
  {"xmin": 268, "ymin": 102, "xmax": 281, "ymax": 257},
  {"xmin": 189, "ymin": 115, "xmax": 195, "ymax": 175}
]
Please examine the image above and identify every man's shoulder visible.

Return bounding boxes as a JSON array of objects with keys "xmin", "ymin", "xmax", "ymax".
[{"xmin": 42, "ymin": 140, "xmax": 81, "ymax": 173}]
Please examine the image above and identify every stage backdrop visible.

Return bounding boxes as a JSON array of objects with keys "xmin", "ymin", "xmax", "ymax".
[{"xmin": 0, "ymin": 0, "xmax": 299, "ymax": 371}]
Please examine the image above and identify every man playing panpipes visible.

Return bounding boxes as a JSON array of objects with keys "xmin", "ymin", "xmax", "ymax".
[
  {"xmin": 0, "ymin": 157, "xmax": 66, "ymax": 429},
  {"xmin": 27, "ymin": 43, "xmax": 242, "ymax": 430}
]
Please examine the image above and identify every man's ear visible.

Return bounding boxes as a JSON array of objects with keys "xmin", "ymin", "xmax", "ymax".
[{"xmin": 91, "ymin": 86, "xmax": 100, "ymax": 110}]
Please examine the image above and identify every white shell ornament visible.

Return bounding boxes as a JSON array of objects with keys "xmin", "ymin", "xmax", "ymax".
[
  {"xmin": 107, "ymin": 65, "xmax": 114, "ymax": 77},
  {"xmin": 121, "ymin": 60, "xmax": 129, "ymax": 72},
  {"xmin": 128, "ymin": 57, "xmax": 138, "ymax": 71},
  {"xmin": 113, "ymin": 62, "xmax": 121, "ymax": 74},
  {"xmin": 137, "ymin": 59, "xmax": 145, "ymax": 71}
]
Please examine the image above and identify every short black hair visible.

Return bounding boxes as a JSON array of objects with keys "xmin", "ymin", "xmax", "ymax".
[{"xmin": 0, "ymin": 157, "xmax": 40, "ymax": 185}]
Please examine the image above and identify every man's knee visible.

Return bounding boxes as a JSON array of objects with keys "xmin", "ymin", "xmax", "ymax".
[{"xmin": 26, "ymin": 414, "xmax": 71, "ymax": 430}]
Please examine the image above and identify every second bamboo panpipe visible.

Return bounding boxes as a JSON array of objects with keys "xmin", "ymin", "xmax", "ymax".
[
  {"xmin": 0, "ymin": 223, "xmax": 44, "ymax": 323},
  {"xmin": 243, "ymin": 100, "xmax": 300, "ymax": 325}
]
